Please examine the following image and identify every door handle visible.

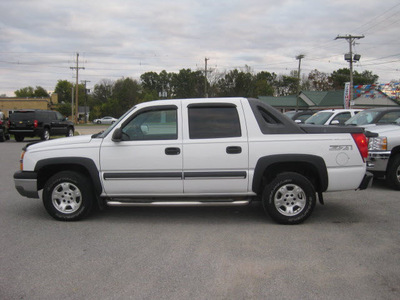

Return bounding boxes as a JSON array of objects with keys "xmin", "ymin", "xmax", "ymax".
[
  {"xmin": 165, "ymin": 147, "xmax": 181, "ymax": 155},
  {"xmin": 226, "ymin": 146, "xmax": 242, "ymax": 154}
]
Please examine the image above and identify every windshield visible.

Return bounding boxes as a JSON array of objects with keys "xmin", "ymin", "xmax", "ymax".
[
  {"xmin": 305, "ymin": 112, "xmax": 333, "ymax": 125},
  {"xmin": 284, "ymin": 111, "xmax": 296, "ymax": 118},
  {"xmin": 345, "ymin": 111, "xmax": 379, "ymax": 125},
  {"xmin": 95, "ymin": 106, "xmax": 137, "ymax": 138}
]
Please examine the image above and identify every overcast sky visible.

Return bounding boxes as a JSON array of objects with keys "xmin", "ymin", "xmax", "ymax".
[{"xmin": 0, "ymin": 0, "xmax": 399, "ymax": 96}]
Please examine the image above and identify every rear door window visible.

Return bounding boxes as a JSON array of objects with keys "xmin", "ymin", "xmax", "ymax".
[{"xmin": 188, "ymin": 105, "xmax": 241, "ymax": 139}]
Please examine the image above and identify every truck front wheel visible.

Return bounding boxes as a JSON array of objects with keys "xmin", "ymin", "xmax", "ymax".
[
  {"xmin": 41, "ymin": 128, "xmax": 50, "ymax": 140},
  {"xmin": 386, "ymin": 155, "xmax": 400, "ymax": 190},
  {"xmin": 262, "ymin": 172, "xmax": 316, "ymax": 224},
  {"xmin": 43, "ymin": 171, "xmax": 94, "ymax": 221}
]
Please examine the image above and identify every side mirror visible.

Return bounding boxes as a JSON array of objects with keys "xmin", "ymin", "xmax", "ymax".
[
  {"xmin": 294, "ymin": 119, "xmax": 302, "ymax": 124},
  {"xmin": 330, "ymin": 120, "xmax": 340, "ymax": 125},
  {"xmin": 112, "ymin": 127, "xmax": 122, "ymax": 142}
]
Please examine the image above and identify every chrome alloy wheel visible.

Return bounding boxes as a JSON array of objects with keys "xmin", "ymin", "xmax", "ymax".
[
  {"xmin": 51, "ymin": 182, "xmax": 82, "ymax": 214},
  {"xmin": 43, "ymin": 129, "xmax": 50, "ymax": 140},
  {"xmin": 396, "ymin": 164, "xmax": 400, "ymax": 183},
  {"xmin": 274, "ymin": 184, "xmax": 306, "ymax": 216}
]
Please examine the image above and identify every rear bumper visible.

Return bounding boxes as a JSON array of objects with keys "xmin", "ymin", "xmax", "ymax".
[
  {"xmin": 13, "ymin": 171, "xmax": 39, "ymax": 198},
  {"xmin": 358, "ymin": 172, "xmax": 373, "ymax": 190}
]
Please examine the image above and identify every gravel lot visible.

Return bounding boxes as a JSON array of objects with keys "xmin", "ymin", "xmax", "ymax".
[{"xmin": 1, "ymin": 136, "xmax": 399, "ymax": 300}]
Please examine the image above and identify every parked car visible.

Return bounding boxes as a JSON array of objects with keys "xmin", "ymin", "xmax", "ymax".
[
  {"xmin": 305, "ymin": 109, "xmax": 362, "ymax": 125},
  {"xmin": 93, "ymin": 116, "xmax": 117, "ymax": 124},
  {"xmin": 0, "ymin": 111, "xmax": 10, "ymax": 142},
  {"xmin": 8, "ymin": 109, "xmax": 74, "ymax": 142},
  {"xmin": 345, "ymin": 107, "xmax": 400, "ymax": 127},
  {"xmin": 283, "ymin": 110, "xmax": 314, "ymax": 124}
]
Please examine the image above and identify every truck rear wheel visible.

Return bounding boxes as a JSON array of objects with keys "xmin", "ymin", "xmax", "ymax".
[
  {"xmin": 386, "ymin": 155, "xmax": 400, "ymax": 190},
  {"xmin": 43, "ymin": 171, "xmax": 94, "ymax": 221},
  {"xmin": 262, "ymin": 172, "xmax": 316, "ymax": 224}
]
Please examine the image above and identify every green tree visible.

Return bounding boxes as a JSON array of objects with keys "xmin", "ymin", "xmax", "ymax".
[
  {"xmin": 171, "ymin": 69, "xmax": 205, "ymax": 98},
  {"xmin": 140, "ymin": 70, "xmax": 174, "ymax": 100},
  {"xmin": 330, "ymin": 68, "xmax": 379, "ymax": 89},
  {"xmin": 254, "ymin": 71, "xmax": 276, "ymax": 96},
  {"xmin": 140, "ymin": 71, "xmax": 160, "ymax": 92},
  {"xmin": 306, "ymin": 69, "xmax": 332, "ymax": 91},
  {"xmin": 34, "ymin": 86, "xmax": 50, "ymax": 97},
  {"xmin": 15, "ymin": 86, "xmax": 49, "ymax": 97},
  {"xmin": 54, "ymin": 80, "xmax": 73, "ymax": 103},
  {"xmin": 275, "ymin": 75, "xmax": 298, "ymax": 96},
  {"xmin": 56, "ymin": 102, "xmax": 72, "ymax": 117},
  {"xmin": 112, "ymin": 77, "xmax": 141, "ymax": 116},
  {"xmin": 216, "ymin": 69, "xmax": 255, "ymax": 97},
  {"xmin": 92, "ymin": 79, "xmax": 113, "ymax": 104}
]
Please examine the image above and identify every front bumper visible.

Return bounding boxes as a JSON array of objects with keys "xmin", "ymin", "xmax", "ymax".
[
  {"xmin": 13, "ymin": 171, "xmax": 39, "ymax": 198},
  {"xmin": 367, "ymin": 151, "xmax": 391, "ymax": 172},
  {"xmin": 358, "ymin": 172, "xmax": 373, "ymax": 190}
]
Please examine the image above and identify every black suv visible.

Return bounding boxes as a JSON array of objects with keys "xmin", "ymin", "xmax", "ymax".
[
  {"xmin": 8, "ymin": 110, "xmax": 74, "ymax": 142},
  {"xmin": 0, "ymin": 112, "xmax": 10, "ymax": 142}
]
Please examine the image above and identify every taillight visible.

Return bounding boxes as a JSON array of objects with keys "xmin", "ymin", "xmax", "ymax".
[
  {"xmin": 352, "ymin": 133, "xmax": 368, "ymax": 162},
  {"xmin": 0, "ymin": 120, "xmax": 2, "ymax": 125},
  {"xmin": 33, "ymin": 120, "xmax": 38, "ymax": 128}
]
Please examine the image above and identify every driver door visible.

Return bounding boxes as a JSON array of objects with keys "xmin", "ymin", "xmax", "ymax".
[{"xmin": 99, "ymin": 104, "xmax": 183, "ymax": 197}]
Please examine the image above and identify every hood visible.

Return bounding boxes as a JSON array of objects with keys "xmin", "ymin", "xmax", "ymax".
[
  {"xmin": 366, "ymin": 124, "xmax": 400, "ymax": 135},
  {"xmin": 26, "ymin": 134, "xmax": 94, "ymax": 151}
]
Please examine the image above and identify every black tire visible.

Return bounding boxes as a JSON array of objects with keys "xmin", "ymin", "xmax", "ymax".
[
  {"xmin": 66, "ymin": 127, "xmax": 74, "ymax": 137},
  {"xmin": 386, "ymin": 155, "xmax": 400, "ymax": 190},
  {"xmin": 41, "ymin": 128, "xmax": 50, "ymax": 140},
  {"xmin": 43, "ymin": 171, "xmax": 94, "ymax": 221},
  {"xmin": 0, "ymin": 131, "xmax": 4, "ymax": 142},
  {"xmin": 97, "ymin": 120, "xmax": 101, "ymax": 124},
  {"xmin": 262, "ymin": 172, "xmax": 316, "ymax": 224},
  {"xmin": 15, "ymin": 134, "xmax": 24, "ymax": 142}
]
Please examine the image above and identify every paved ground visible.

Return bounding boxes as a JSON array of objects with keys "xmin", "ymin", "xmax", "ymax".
[{"xmin": 1, "ymin": 138, "xmax": 399, "ymax": 300}]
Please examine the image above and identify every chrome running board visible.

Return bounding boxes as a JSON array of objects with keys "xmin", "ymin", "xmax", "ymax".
[{"xmin": 106, "ymin": 199, "xmax": 250, "ymax": 207}]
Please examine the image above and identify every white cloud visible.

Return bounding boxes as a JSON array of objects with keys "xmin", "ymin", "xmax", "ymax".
[{"xmin": 0, "ymin": 0, "xmax": 399, "ymax": 96}]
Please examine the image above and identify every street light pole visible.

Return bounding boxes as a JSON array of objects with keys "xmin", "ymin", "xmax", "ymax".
[{"xmin": 335, "ymin": 35, "xmax": 364, "ymax": 106}]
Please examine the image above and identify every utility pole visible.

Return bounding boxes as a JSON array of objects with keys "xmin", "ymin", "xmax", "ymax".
[
  {"xmin": 70, "ymin": 53, "xmax": 85, "ymax": 123},
  {"xmin": 335, "ymin": 35, "xmax": 364, "ymax": 106},
  {"xmin": 204, "ymin": 57, "xmax": 209, "ymax": 98},
  {"xmin": 71, "ymin": 86, "xmax": 74, "ymax": 122},
  {"xmin": 296, "ymin": 54, "xmax": 305, "ymax": 111},
  {"xmin": 81, "ymin": 80, "xmax": 90, "ymax": 123}
]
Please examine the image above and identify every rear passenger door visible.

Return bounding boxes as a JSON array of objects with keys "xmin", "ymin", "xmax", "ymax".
[
  {"xmin": 50, "ymin": 111, "xmax": 68, "ymax": 135},
  {"xmin": 182, "ymin": 101, "xmax": 249, "ymax": 194}
]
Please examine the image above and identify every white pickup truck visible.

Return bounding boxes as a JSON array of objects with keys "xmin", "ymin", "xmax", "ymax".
[
  {"xmin": 367, "ymin": 124, "xmax": 400, "ymax": 190},
  {"xmin": 14, "ymin": 98, "xmax": 372, "ymax": 224}
]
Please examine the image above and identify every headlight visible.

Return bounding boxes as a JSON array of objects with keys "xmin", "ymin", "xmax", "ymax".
[{"xmin": 368, "ymin": 136, "xmax": 387, "ymax": 151}]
